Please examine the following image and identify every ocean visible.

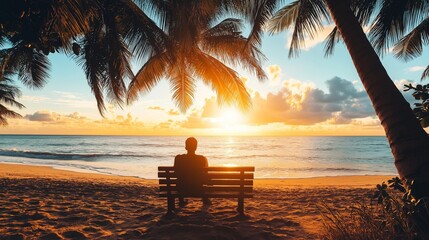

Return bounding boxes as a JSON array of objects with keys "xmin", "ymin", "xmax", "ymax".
[{"xmin": 0, "ymin": 135, "xmax": 397, "ymax": 179}]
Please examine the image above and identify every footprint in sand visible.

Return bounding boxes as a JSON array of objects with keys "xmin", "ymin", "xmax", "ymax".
[
  {"xmin": 119, "ymin": 229, "xmax": 144, "ymax": 238},
  {"xmin": 62, "ymin": 230, "xmax": 87, "ymax": 239},
  {"xmin": 91, "ymin": 218, "xmax": 113, "ymax": 227},
  {"xmin": 41, "ymin": 232, "xmax": 62, "ymax": 240}
]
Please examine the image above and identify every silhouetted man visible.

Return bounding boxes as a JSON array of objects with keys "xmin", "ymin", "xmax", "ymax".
[{"xmin": 174, "ymin": 137, "xmax": 210, "ymax": 206}]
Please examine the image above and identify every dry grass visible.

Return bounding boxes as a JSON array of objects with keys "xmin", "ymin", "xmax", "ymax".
[{"xmin": 319, "ymin": 178, "xmax": 429, "ymax": 240}]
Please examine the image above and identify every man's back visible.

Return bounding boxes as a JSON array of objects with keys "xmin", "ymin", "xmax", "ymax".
[{"xmin": 174, "ymin": 154, "xmax": 208, "ymax": 196}]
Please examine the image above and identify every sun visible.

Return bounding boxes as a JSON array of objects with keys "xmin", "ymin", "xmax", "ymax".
[
  {"xmin": 218, "ymin": 108, "xmax": 243, "ymax": 125},
  {"xmin": 206, "ymin": 107, "xmax": 255, "ymax": 135}
]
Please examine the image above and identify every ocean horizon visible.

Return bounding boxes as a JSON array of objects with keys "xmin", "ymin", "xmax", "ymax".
[{"xmin": 0, "ymin": 134, "xmax": 397, "ymax": 179}]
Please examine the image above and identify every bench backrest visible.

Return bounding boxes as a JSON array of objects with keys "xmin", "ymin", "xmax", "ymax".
[{"xmin": 158, "ymin": 166, "xmax": 254, "ymax": 198}]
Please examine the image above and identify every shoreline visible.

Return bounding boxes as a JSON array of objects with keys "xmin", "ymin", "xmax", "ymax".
[{"xmin": 0, "ymin": 163, "xmax": 396, "ymax": 187}]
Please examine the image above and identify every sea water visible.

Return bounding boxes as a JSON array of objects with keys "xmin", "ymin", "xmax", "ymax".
[{"xmin": 0, "ymin": 135, "xmax": 397, "ymax": 179}]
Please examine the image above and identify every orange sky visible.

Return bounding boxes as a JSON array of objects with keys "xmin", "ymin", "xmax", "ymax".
[{"xmin": 2, "ymin": 66, "xmax": 391, "ymax": 136}]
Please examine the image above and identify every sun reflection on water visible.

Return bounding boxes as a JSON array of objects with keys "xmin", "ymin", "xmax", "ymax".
[{"xmin": 223, "ymin": 163, "xmax": 238, "ymax": 167}]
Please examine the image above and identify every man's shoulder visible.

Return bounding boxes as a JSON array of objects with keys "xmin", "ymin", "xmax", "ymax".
[
  {"xmin": 175, "ymin": 154, "xmax": 187, "ymax": 159},
  {"xmin": 195, "ymin": 155, "xmax": 207, "ymax": 161}
]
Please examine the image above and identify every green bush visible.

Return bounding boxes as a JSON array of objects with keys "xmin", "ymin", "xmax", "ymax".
[{"xmin": 404, "ymin": 83, "xmax": 429, "ymax": 128}]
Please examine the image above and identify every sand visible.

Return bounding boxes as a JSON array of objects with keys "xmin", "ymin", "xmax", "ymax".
[{"xmin": 0, "ymin": 163, "xmax": 395, "ymax": 239}]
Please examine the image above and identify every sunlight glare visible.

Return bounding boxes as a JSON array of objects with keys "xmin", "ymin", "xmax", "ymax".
[
  {"xmin": 223, "ymin": 163, "xmax": 238, "ymax": 167},
  {"xmin": 219, "ymin": 108, "xmax": 243, "ymax": 125}
]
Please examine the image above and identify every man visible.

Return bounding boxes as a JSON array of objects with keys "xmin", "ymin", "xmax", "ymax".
[{"xmin": 174, "ymin": 137, "xmax": 210, "ymax": 206}]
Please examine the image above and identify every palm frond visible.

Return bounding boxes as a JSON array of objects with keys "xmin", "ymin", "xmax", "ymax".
[
  {"xmin": 0, "ymin": 45, "xmax": 50, "ymax": 88},
  {"xmin": 103, "ymin": 5, "xmax": 133, "ymax": 107},
  {"xmin": 266, "ymin": 1, "xmax": 301, "ymax": 34},
  {"xmin": 49, "ymin": 0, "xmax": 97, "ymax": 49},
  {"xmin": 0, "ymin": 81, "xmax": 25, "ymax": 109},
  {"xmin": 202, "ymin": 34, "xmax": 267, "ymax": 80},
  {"xmin": 76, "ymin": 28, "xmax": 108, "ymax": 115},
  {"xmin": 203, "ymin": 18, "xmax": 243, "ymax": 38},
  {"xmin": 243, "ymin": 0, "xmax": 278, "ymax": 47},
  {"xmin": 127, "ymin": 52, "xmax": 169, "ymax": 104},
  {"xmin": 421, "ymin": 65, "xmax": 429, "ymax": 80},
  {"xmin": 0, "ymin": 34, "xmax": 7, "ymax": 48},
  {"xmin": 0, "ymin": 76, "xmax": 24, "ymax": 126},
  {"xmin": 189, "ymin": 49, "xmax": 251, "ymax": 110},
  {"xmin": 369, "ymin": 0, "xmax": 429, "ymax": 54},
  {"xmin": 393, "ymin": 18, "xmax": 429, "ymax": 61},
  {"xmin": 351, "ymin": 0, "xmax": 378, "ymax": 26},
  {"xmin": 169, "ymin": 61, "xmax": 196, "ymax": 113},
  {"xmin": 268, "ymin": 0, "xmax": 330, "ymax": 58},
  {"xmin": 0, "ymin": 47, "xmax": 28, "ymax": 80},
  {"xmin": 20, "ymin": 50, "xmax": 50, "ymax": 89},
  {"xmin": 0, "ymin": 104, "xmax": 22, "ymax": 126},
  {"xmin": 323, "ymin": 26, "xmax": 342, "ymax": 57},
  {"xmin": 117, "ymin": 0, "xmax": 169, "ymax": 61},
  {"xmin": 134, "ymin": 0, "xmax": 172, "ymax": 32}
]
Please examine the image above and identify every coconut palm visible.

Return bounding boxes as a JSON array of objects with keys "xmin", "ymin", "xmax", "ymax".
[
  {"xmin": 267, "ymin": 0, "xmax": 429, "ymax": 198},
  {"xmin": 0, "ymin": 74, "xmax": 24, "ymax": 125},
  {"xmin": 0, "ymin": 0, "xmax": 94, "ymax": 86},
  {"xmin": 0, "ymin": 0, "xmax": 166, "ymax": 115},
  {"xmin": 126, "ymin": 0, "xmax": 268, "ymax": 112},
  {"xmin": 367, "ymin": 0, "xmax": 429, "ymax": 80},
  {"xmin": 1, "ymin": 0, "xmax": 272, "ymax": 115}
]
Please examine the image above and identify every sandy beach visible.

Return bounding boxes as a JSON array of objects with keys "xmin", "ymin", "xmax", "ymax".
[{"xmin": 0, "ymin": 163, "xmax": 395, "ymax": 239}]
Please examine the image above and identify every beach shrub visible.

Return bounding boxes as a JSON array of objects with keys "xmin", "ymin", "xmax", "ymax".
[
  {"xmin": 404, "ymin": 83, "xmax": 429, "ymax": 128},
  {"xmin": 320, "ymin": 177, "xmax": 429, "ymax": 240}
]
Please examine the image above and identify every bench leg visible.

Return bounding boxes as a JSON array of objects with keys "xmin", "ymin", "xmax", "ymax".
[
  {"xmin": 237, "ymin": 197, "xmax": 244, "ymax": 215},
  {"xmin": 167, "ymin": 197, "xmax": 175, "ymax": 214}
]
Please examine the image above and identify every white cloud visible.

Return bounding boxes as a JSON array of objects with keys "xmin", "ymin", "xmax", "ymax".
[
  {"xmin": 266, "ymin": 65, "xmax": 282, "ymax": 84},
  {"xmin": 21, "ymin": 96, "xmax": 50, "ymax": 102},
  {"xmin": 408, "ymin": 66, "xmax": 426, "ymax": 72}
]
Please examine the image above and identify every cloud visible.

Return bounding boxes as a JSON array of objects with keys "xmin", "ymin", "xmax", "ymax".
[
  {"xmin": 147, "ymin": 106, "xmax": 165, "ymax": 111},
  {"xmin": 25, "ymin": 111, "xmax": 60, "ymax": 122},
  {"xmin": 180, "ymin": 110, "xmax": 217, "ymax": 129},
  {"xmin": 21, "ymin": 96, "xmax": 49, "ymax": 102},
  {"xmin": 267, "ymin": 65, "xmax": 282, "ymax": 83},
  {"xmin": 156, "ymin": 119, "xmax": 176, "ymax": 129},
  {"xmin": 53, "ymin": 91, "xmax": 79, "ymax": 99},
  {"xmin": 48, "ymin": 91, "xmax": 97, "ymax": 110},
  {"xmin": 408, "ymin": 66, "xmax": 426, "ymax": 72},
  {"xmin": 25, "ymin": 110, "xmax": 144, "ymax": 127},
  {"xmin": 201, "ymin": 97, "xmax": 221, "ymax": 118},
  {"xmin": 4, "ymin": 108, "xmax": 175, "ymax": 135},
  {"xmin": 168, "ymin": 109, "xmax": 180, "ymax": 116},
  {"xmin": 179, "ymin": 76, "xmax": 375, "ymax": 127}
]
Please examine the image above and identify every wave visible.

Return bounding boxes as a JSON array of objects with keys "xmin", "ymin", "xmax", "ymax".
[{"xmin": 0, "ymin": 149, "xmax": 155, "ymax": 161}]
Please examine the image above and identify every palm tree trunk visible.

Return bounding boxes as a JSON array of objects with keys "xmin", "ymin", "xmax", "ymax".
[{"xmin": 323, "ymin": 0, "xmax": 429, "ymax": 197}]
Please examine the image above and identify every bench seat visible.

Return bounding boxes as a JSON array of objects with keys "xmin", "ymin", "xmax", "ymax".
[{"xmin": 158, "ymin": 166, "xmax": 255, "ymax": 214}]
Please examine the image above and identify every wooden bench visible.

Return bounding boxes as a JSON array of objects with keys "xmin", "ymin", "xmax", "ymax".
[{"xmin": 158, "ymin": 166, "xmax": 254, "ymax": 215}]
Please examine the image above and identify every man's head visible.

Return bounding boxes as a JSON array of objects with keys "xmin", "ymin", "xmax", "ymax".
[{"xmin": 185, "ymin": 137, "xmax": 198, "ymax": 152}]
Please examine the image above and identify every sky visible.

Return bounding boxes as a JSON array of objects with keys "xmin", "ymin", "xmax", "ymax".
[{"xmin": 1, "ymin": 20, "xmax": 429, "ymax": 136}]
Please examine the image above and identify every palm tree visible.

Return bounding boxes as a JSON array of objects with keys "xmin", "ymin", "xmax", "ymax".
[
  {"xmin": 126, "ymin": 0, "xmax": 268, "ymax": 112},
  {"xmin": 0, "ymin": 0, "xmax": 94, "ymax": 87},
  {"xmin": 367, "ymin": 0, "xmax": 429, "ymax": 82},
  {"xmin": 74, "ymin": 0, "xmax": 173, "ymax": 115},
  {"xmin": 1, "ymin": 0, "xmax": 273, "ymax": 115},
  {"xmin": 0, "ymin": 74, "xmax": 24, "ymax": 125},
  {"xmin": 268, "ymin": 0, "xmax": 429, "ymax": 198},
  {"xmin": 0, "ymin": 0, "xmax": 165, "ymax": 115}
]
